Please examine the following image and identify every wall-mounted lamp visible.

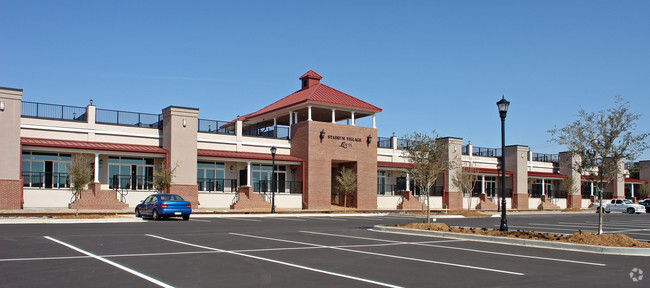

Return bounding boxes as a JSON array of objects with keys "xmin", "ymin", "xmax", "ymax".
[
  {"xmin": 0, "ymin": 101, "xmax": 5, "ymax": 111},
  {"xmin": 73, "ymin": 112, "xmax": 77, "ymax": 120},
  {"xmin": 291, "ymin": 168, "xmax": 296, "ymax": 174},
  {"xmin": 99, "ymin": 159, "xmax": 103, "ymax": 165},
  {"xmin": 320, "ymin": 129, "xmax": 325, "ymax": 141},
  {"xmin": 521, "ymin": 153, "xmax": 525, "ymax": 158},
  {"xmin": 183, "ymin": 119, "xmax": 187, "ymax": 127},
  {"xmin": 208, "ymin": 125, "xmax": 212, "ymax": 132},
  {"xmin": 229, "ymin": 165, "xmax": 234, "ymax": 170},
  {"xmin": 367, "ymin": 135, "xmax": 372, "ymax": 145},
  {"xmin": 454, "ymin": 146, "xmax": 457, "ymax": 152},
  {"xmin": 90, "ymin": 99, "xmax": 94, "ymax": 106}
]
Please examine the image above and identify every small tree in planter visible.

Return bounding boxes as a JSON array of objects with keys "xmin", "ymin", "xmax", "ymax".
[
  {"xmin": 152, "ymin": 160, "xmax": 177, "ymax": 193},
  {"xmin": 638, "ymin": 182, "xmax": 649, "ymax": 200},
  {"xmin": 68, "ymin": 154, "xmax": 93, "ymax": 216},
  {"xmin": 336, "ymin": 167, "xmax": 357, "ymax": 212},
  {"xmin": 452, "ymin": 162, "xmax": 478, "ymax": 211}
]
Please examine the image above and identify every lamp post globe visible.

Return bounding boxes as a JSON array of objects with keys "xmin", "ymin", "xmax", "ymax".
[
  {"xmin": 270, "ymin": 146, "xmax": 277, "ymax": 214},
  {"xmin": 496, "ymin": 96, "xmax": 509, "ymax": 232}
]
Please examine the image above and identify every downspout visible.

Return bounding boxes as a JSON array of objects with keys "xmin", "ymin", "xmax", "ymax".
[
  {"xmin": 511, "ymin": 172, "xmax": 515, "ymax": 209},
  {"xmin": 165, "ymin": 150, "xmax": 170, "ymax": 194},
  {"xmin": 301, "ymin": 159, "xmax": 307, "ymax": 208},
  {"xmin": 20, "ymin": 141, "xmax": 24, "ymax": 209},
  {"xmin": 442, "ymin": 170, "xmax": 447, "ymax": 209}
]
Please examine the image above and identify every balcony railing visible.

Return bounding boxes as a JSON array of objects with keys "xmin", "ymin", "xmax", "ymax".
[
  {"xmin": 462, "ymin": 145, "xmax": 469, "ymax": 155},
  {"xmin": 532, "ymin": 153, "xmax": 559, "ymax": 163},
  {"xmin": 197, "ymin": 178, "xmax": 238, "ymax": 192},
  {"xmin": 109, "ymin": 174, "xmax": 154, "ymax": 190},
  {"xmin": 377, "ymin": 137, "xmax": 392, "ymax": 149},
  {"xmin": 396, "ymin": 138, "xmax": 410, "ymax": 150},
  {"xmin": 255, "ymin": 180, "xmax": 302, "ymax": 194},
  {"xmin": 21, "ymin": 101, "xmax": 87, "ymax": 122},
  {"xmin": 22, "ymin": 171, "xmax": 70, "ymax": 189},
  {"xmin": 197, "ymin": 119, "xmax": 235, "ymax": 135},
  {"xmin": 96, "ymin": 108, "xmax": 162, "ymax": 128},
  {"xmin": 529, "ymin": 188, "xmax": 567, "ymax": 199},
  {"xmin": 242, "ymin": 124, "xmax": 290, "ymax": 139},
  {"xmin": 472, "ymin": 146, "xmax": 501, "ymax": 158}
]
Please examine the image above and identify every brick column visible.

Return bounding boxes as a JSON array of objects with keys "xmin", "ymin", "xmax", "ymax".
[
  {"xmin": 162, "ymin": 106, "xmax": 199, "ymax": 207},
  {"xmin": 0, "ymin": 88, "xmax": 23, "ymax": 210}
]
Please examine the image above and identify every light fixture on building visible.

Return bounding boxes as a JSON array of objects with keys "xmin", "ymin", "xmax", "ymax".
[
  {"xmin": 320, "ymin": 129, "xmax": 325, "ymax": 141},
  {"xmin": 90, "ymin": 99, "xmax": 94, "ymax": 106},
  {"xmin": 230, "ymin": 165, "xmax": 234, "ymax": 170},
  {"xmin": 0, "ymin": 101, "xmax": 4, "ymax": 111},
  {"xmin": 208, "ymin": 125, "xmax": 212, "ymax": 132},
  {"xmin": 367, "ymin": 135, "xmax": 372, "ymax": 145},
  {"xmin": 183, "ymin": 119, "xmax": 187, "ymax": 127}
]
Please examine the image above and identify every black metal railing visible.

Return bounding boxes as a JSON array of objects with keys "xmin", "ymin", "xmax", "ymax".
[
  {"xmin": 22, "ymin": 171, "xmax": 70, "ymax": 188},
  {"xmin": 109, "ymin": 174, "xmax": 154, "ymax": 190},
  {"xmin": 377, "ymin": 137, "xmax": 392, "ymax": 149},
  {"xmin": 197, "ymin": 178, "xmax": 238, "ymax": 192},
  {"xmin": 472, "ymin": 146, "xmax": 501, "ymax": 158},
  {"xmin": 197, "ymin": 119, "xmax": 235, "ymax": 135},
  {"xmin": 21, "ymin": 101, "xmax": 87, "ymax": 122},
  {"xmin": 255, "ymin": 180, "xmax": 302, "ymax": 194},
  {"xmin": 462, "ymin": 145, "xmax": 469, "ymax": 155},
  {"xmin": 376, "ymin": 184, "xmax": 404, "ymax": 195},
  {"xmin": 396, "ymin": 138, "xmax": 410, "ymax": 150},
  {"xmin": 530, "ymin": 188, "xmax": 567, "ymax": 199},
  {"xmin": 96, "ymin": 108, "xmax": 162, "ymax": 128},
  {"xmin": 532, "ymin": 153, "xmax": 559, "ymax": 162},
  {"xmin": 242, "ymin": 124, "xmax": 290, "ymax": 139}
]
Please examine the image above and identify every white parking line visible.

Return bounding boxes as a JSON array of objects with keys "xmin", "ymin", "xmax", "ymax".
[
  {"xmin": 270, "ymin": 217, "xmax": 307, "ymax": 221},
  {"xmin": 147, "ymin": 234, "xmax": 403, "ymax": 288},
  {"xmin": 308, "ymin": 217, "xmax": 347, "ymax": 221},
  {"xmin": 231, "ymin": 232, "xmax": 524, "ymax": 276},
  {"xmin": 222, "ymin": 217, "xmax": 262, "ymax": 222},
  {"xmin": 190, "ymin": 219, "xmax": 211, "ymax": 222},
  {"xmin": 44, "ymin": 236, "xmax": 173, "ymax": 288},
  {"xmin": 304, "ymin": 231, "xmax": 606, "ymax": 267}
]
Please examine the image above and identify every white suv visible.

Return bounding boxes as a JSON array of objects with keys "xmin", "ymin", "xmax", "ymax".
[{"xmin": 604, "ymin": 199, "xmax": 646, "ymax": 214}]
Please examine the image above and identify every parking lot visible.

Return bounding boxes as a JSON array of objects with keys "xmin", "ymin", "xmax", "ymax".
[{"xmin": 0, "ymin": 213, "xmax": 648, "ymax": 287}]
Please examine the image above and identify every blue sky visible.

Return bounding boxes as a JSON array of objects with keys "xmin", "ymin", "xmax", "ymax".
[{"xmin": 2, "ymin": 0, "xmax": 650, "ymax": 159}]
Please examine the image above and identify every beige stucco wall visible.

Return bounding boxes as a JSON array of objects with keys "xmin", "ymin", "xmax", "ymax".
[
  {"xmin": 162, "ymin": 106, "xmax": 199, "ymax": 185},
  {"xmin": 0, "ymin": 88, "xmax": 22, "ymax": 180},
  {"xmin": 505, "ymin": 145, "xmax": 529, "ymax": 195},
  {"xmin": 377, "ymin": 196, "xmax": 400, "ymax": 209}
]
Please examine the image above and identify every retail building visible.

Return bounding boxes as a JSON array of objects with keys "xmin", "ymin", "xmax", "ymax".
[{"xmin": 1, "ymin": 71, "xmax": 648, "ymax": 211}]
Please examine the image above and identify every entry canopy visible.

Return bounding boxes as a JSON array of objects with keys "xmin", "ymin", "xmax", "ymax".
[{"xmin": 225, "ymin": 70, "xmax": 382, "ymax": 129}]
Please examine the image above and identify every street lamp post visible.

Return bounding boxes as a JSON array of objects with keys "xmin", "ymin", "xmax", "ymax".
[
  {"xmin": 497, "ymin": 96, "xmax": 510, "ymax": 232},
  {"xmin": 270, "ymin": 146, "xmax": 277, "ymax": 214}
]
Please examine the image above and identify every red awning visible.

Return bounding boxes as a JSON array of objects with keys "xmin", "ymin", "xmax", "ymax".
[
  {"xmin": 463, "ymin": 167, "xmax": 515, "ymax": 175},
  {"xmin": 198, "ymin": 149, "xmax": 303, "ymax": 162},
  {"xmin": 377, "ymin": 161, "xmax": 414, "ymax": 169},
  {"xmin": 21, "ymin": 137, "xmax": 167, "ymax": 154},
  {"xmin": 527, "ymin": 171, "xmax": 567, "ymax": 179}
]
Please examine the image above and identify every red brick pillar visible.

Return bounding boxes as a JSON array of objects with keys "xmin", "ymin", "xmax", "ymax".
[{"xmin": 0, "ymin": 180, "xmax": 22, "ymax": 209}]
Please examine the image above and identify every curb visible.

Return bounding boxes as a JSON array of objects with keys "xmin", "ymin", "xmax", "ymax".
[
  {"xmin": 372, "ymin": 225, "xmax": 650, "ymax": 257},
  {"xmin": 0, "ymin": 217, "xmax": 144, "ymax": 224}
]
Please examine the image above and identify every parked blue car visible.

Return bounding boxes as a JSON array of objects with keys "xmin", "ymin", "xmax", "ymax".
[{"xmin": 135, "ymin": 194, "xmax": 192, "ymax": 220}]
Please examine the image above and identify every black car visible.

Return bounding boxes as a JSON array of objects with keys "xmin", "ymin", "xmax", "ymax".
[{"xmin": 639, "ymin": 199, "xmax": 650, "ymax": 213}]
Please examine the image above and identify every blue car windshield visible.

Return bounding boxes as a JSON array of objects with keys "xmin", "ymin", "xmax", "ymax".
[{"xmin": 159, "ymin": 195, "xmax": 184, "ymax": 201}]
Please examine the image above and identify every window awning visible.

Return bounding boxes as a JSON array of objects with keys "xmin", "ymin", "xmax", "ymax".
[{"xmin": 21, "ymin": 137, "xmax": 167, "ymax": 154}]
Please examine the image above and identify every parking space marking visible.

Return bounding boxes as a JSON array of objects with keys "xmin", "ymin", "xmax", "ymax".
[
  {"xmin": 44, "ymin": 236, "xmax": 173, "ymax": 288},
  {"xmin": 221, "ymin": 217, "xmax": 262, "ymax": 222},
  {"xmin": 306, "ymin": 231, "xmax": 606, "ymax": 266},
  {"xmin": 146, "ymin": 234, "xmax": 403, "ymax": 288},
  {"xmin": 231, "ymin": 232, "xmax": 524, "ymax": 275},
  {"xmin": 190, "ymin": 219, "xmax": 211, "ymax": 222},
  {"xmin": 270, "ymin": 217, "xmax": 307, "ymax": 221},
  {"xmin": 307, "ymin": 217, "xmax": 347, "ymax": 221}
]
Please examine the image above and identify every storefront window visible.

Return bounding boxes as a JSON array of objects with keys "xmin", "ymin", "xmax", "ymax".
[
  {"xmin": 22, "ymin": 152, "xmax": 72, "ymax": 189},
  {"xmin": 197, "ymin": 162, "xmax": 226, "ymax": 192},
  {"xmin": 108, "ymin": 157, "xmax": 154, "ymax": 190}
]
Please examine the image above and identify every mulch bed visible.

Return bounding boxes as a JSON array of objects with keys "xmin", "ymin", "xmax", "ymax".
[{"xmin": 399, "ymin": 223, "xmax": 650, "ymax": 248}]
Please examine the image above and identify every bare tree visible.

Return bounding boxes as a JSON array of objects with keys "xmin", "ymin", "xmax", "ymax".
[
  {"xmin": 401, "ymin": 131, "xmax": 453, "ymax": 224},
  {"xmin": 638, "ymin": 182, "xmax": 649, "ymax": 200},
  {"xmin": 335, "ymin": 167, "xmax": 357, "ymax": 212},
  {"xmin": 549, "ymin": 96, "xmax": 649, "ymax": 234},
  {"xmin": 152, "ymin": 160, "xmax": 178, "ymax": 193},
  {"xmin": 452, "ymin": 161, "xmax": 479, "ymax": 211},
  {"xmin": 68, "ymin": 154, "xmax": 93, "ymax": 216}
]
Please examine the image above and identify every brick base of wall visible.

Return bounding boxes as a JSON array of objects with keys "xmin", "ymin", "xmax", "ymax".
[
  {"xmin": 397, "ymin": 191, "xmax": 422, "ymax": 210},
  {"xmin": 567, "ymin": 194, "xmax": 582, "ymax": 209},
  {"xmin": 169, "ymin": 184, "xmax": 199, "ymax": 208},
  {"xmin": 537, "ymin": 195, "xmax": 561, "ymax": 210},
  {"xmin": 444, "ymin": 191, "xmax": 462, "ymax": 210},
  {"xmin": 68, "ymin": 182, "xmax": 129, "ymax": 210},
  {"xmin": 0, "ymin": 179, "xmax": 22, "ymax": 210},
  {"xmin": 512, "ymin": 193, "xmax": 529, "ymax": 210},
  {"xmin": 475, "ymin": 194, "xmax": 498, "ymax": 210},
  {"xmin": 230, "ymin": 186, "xmax": 274, "ymax": 210}
]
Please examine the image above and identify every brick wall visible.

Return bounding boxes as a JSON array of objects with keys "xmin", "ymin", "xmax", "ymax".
[
  {"xmin": 0, "ymin": 179, "xmax": 22, "ymax": 209},
  {"xmin": 291, "ymin": 121, "xmax": 377, "ymax": 210},
  {"xmin": 68, "ymin": 182, "xmax": 129, "ymax": 210},
  {"xmin": 169, "ymin": 184, "xmax": 199, "ymax": 207}
]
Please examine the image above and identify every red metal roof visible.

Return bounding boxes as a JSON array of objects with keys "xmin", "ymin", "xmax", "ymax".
[
  {"xmin": 377, "ymin": 161, "xmax": 414, "ymax": 169},
  {"xmin": 464, "ymin": 167, "xmax": 515, "ymax": 175},
  {"xmin": 235, "ymin": 72, "xmax": 382, "ymax": 124},
  {"xmin": 300, "ymin": 70, "xmax": 322, "ymax": 80},
  {"xmin": 527, "ymin": 171, "xmax": 567, "ymax": 179},
  {"xmin": 625, "ymin": 178, "xmax": 648, "ymax": 183},
  {"xmin": 21, "ymin": 137, "xmax": 167, "ymax": 154},
  {"xmin": 198, "ymin": 149, "xmax": 303, "ymax": 162}
]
